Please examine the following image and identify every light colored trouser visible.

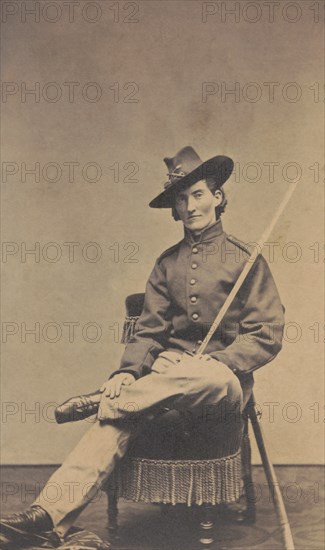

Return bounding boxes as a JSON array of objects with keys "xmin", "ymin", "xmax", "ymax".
[{"xmin": 34, "ymin": 351, "xmax": 246, "ymax": 538}]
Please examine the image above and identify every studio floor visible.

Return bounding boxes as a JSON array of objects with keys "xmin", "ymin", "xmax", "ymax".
[{"xmin": 0, "ymin": 466, "xmax": 324, "ymax": 550}]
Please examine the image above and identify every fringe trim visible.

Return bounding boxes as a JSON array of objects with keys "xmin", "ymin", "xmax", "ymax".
[
  {"xmin": 121, "ymin": 316, "xmax": 139, "ymax": 344},
  {"xmin": 116, "ymin": 450, "xmax": 242, "ymax": 505}
]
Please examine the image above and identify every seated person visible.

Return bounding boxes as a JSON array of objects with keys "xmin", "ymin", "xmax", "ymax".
[{"xmin": 0, "ymin": 146, "xmax": 285, "ymax": 548}]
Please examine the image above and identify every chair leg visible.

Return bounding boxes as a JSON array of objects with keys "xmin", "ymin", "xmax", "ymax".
[
  {"xmin": 104, "ymin": 476, "xmax": 119, "ymax": 537},
  {"xmin": 241, "ymin": 414, "xmax": 256, "ymax": 523},
  {"xmin": 217, "ymin": 413, "xmax": 256, "ymax": 525},
  {"xmin": 199, "ymin": 505, "xmax": 214, "ymax": 549},
  {"xmin": 248, "ymin": 392, "xmax": 295, "ymax": 550}
]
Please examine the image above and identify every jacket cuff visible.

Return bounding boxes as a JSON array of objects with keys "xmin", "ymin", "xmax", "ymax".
[
  {"xmin": 110, "ymin": 343, "xmax": 160, "ymax": 381},
  {"xmin": 108, "ymin": 368, "xmax": 140, "ymax": 380}
]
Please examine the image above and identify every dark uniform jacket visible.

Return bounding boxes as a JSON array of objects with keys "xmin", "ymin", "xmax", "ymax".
[{"xmin": 115, "ymin": 219, "xmax": 285, "ymax": 390}]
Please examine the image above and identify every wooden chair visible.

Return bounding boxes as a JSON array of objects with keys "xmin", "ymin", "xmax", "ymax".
[{"xmin": 103, "ymin": 293, "xmax": 294, "ymax": 549}]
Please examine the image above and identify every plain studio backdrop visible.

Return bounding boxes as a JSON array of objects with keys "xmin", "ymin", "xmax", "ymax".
[{"xmin": 1, "ymin": 0, "xmax": 324, "ymax": 465}]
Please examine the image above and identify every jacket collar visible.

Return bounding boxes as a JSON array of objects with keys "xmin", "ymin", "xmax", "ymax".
[{"xmin": 183, "ymin": 218, "xmax": 224, "ymax": 244}]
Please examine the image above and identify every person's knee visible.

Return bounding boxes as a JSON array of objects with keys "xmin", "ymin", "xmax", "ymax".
[
  {"xmin": 225, "ymin": 373, "xmax": 243, "ymax": 403},
  {"xmin": 199, "ymin": 363, "xmax": 238, "ymax": 390},
  {"xmin": 198, "ymin": 366, "xmax": 242, "ymax": 408}
]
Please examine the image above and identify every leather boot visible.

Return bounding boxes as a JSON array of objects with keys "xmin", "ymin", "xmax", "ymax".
[{"xmin": 0, "ymin": 505, "xmax": 60, "ymax": 547}]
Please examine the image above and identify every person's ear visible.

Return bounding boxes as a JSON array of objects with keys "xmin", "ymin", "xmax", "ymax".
[{"xmin": 213, "ymin": 189, "xmax": 223, "ymax": 207}]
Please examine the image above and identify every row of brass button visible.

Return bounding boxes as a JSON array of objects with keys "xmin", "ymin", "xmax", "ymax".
[
  {"xmin": 190, "ymin": 257, "xmax": 198, "ymax": 318},
  {"xmin": 191, "ymin": 249, "xmax": 200, "ymax": 320}
]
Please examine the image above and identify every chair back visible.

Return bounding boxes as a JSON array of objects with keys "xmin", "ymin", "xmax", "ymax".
[{"xmin": 121, "ymin": 293, "xmax": 145, "ymax": 344}]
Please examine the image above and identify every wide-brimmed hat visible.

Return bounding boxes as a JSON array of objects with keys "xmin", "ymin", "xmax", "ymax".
[{"xmin": 149, "ymin": 146, "xmax": 234, "ymax": 208}]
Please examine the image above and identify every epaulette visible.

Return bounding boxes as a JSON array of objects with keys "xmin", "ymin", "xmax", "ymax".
[
  {"xmin": 157, "ymin": 240, "xmax": 182, "ymax": 264},
  {"xmin": 226, "ymin": 234, "xmax": 252, "ymax": 256}
]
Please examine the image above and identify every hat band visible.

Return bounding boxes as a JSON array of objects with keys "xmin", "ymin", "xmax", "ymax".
[{"xmin": 164, "ymin": 170, "xmax": 186, "ymax": 190}]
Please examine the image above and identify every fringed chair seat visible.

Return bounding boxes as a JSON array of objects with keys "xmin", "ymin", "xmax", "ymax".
[{"xmin": 110, "ymin": 405, "xmax": 244, "ymax": 508}]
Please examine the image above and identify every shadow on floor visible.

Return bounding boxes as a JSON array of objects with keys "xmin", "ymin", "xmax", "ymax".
[{"xmin": 0, "ymin": 466, "xmax": 324, "ymax": 550}]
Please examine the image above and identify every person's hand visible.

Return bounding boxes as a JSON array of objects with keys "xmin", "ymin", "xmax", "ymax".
[{"xmin": 100, "ymin": 373, "xmax": 136, "ymax": 399}]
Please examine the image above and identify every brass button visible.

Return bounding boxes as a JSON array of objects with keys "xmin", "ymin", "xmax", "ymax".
[
  {"xmin": 197, "ymin": 340, "xmax": 202, "ymax": 345},
  {"xmin": 190, "ymin": 278, "xmax": 196, "ymax": 285},
  {"xmin": 191, "ymin": 262, "xmax": 198, "ymax": 269},
  {"xmin": 192, "ymin": 313, "xmax": 199, "ymax": 320},
  {"xmin": 192, "ymin": 247, "xmax": 198, "ymax": 254},
  {"xmin": 190, "ymin": 296, "xmax": 197, "ymax": 303},
  {"xmin": 170, "ymin": 329, "xmax": 175, "ymax": 335}
]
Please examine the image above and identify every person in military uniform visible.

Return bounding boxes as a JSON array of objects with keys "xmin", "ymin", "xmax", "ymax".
[{"xmin": 0, "ymin": 146, "xmax": 285, "ymax": 547}]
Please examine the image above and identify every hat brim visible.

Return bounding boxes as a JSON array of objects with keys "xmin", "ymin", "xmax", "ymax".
[{"xmin": 149, "ymin": 155, "xmax": 234, "ymax": 208}]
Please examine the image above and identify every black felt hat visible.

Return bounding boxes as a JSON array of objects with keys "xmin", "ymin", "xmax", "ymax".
[{"xmin": 149, "ymin": 146, "xmax": 234, "ymax": 208}]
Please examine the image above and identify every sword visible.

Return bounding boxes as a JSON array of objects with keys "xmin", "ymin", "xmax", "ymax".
[
  {"xmin": 194, "ymin": 182, "xmax": 298, "ymax": 550},
  {"xmin": 197, "ymin": 180, "xmax": 298, "ymax": 355}
]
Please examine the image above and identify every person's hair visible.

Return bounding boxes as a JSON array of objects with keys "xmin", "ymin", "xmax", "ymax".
[{"xmin": 171, "ymin": 180, "xmax": 227, "ymax": 221}]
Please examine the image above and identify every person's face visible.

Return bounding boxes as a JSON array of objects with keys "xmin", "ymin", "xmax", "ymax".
[{"xmin": 175, "ymin": 180, "xmax": 223, "ymax": 234}]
